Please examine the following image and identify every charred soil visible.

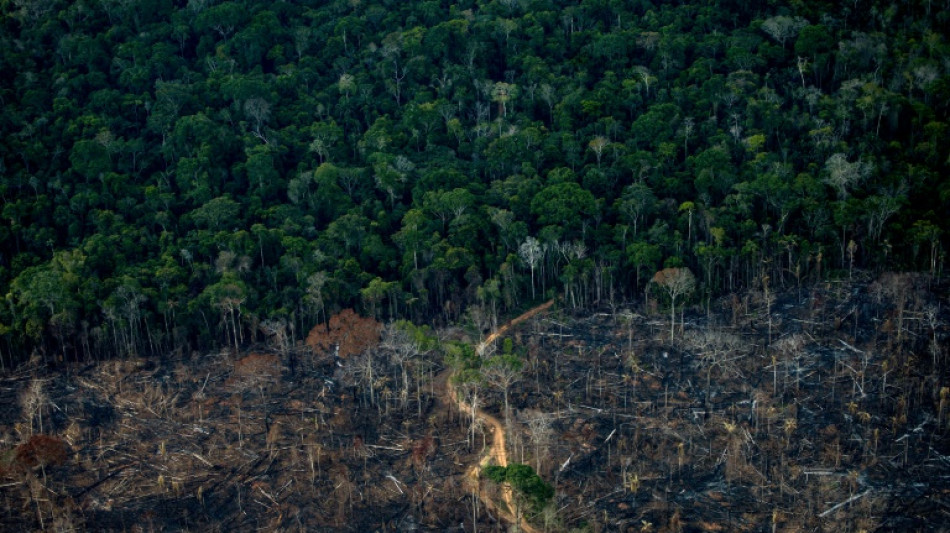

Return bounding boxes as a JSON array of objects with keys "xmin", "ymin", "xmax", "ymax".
[{"xmin": 1, "ymin": 273, "xmax": 949, "ymax": 531}]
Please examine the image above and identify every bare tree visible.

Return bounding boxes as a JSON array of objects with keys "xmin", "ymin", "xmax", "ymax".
[
  {"xmin": 216, "ymin": 287, "xmax": 246, "ymax": 354},
  {"xmin": 685, "ymin": 330, "xmax": 746, "ymax": 399},
  {"xmin": 243, "ymin": 97, "xmax": 271, "ymax": 143},
  {"xmin": 522, "ymin": 409, "xmax": 553, "ymax": 475},
  {"xmin": 381, "ymin": 322, "xmax": 421, "ymax": 408},
  {"xmin": 20, "ymin": 379, "xmax": 48, "ymax": 436},
  {"xmin": 259, "ymin": 319, "xmax": 290, "ymax": 355},
  {"xmin": 824, "ymin": 153, "xmax": 872, "ymax": 200},
  {"xmin": 651, "ymin": 267, "xmax": 697, "ymax": 342},
  {"xmin": 455, "ymin": 378, "xmax": 483, "ymax": 449},
  {"xmin": 350, "ymin": 352, "xmax": 382, "ymax": 408},
  {"xmin": 483, "ymin": 354, "xmax": 523, "ymax": 427},
  {"xmin": 632, "ymin": 65, "xmax": 655, "ymax": 98},
  {"xmin": 865, "ymin": 194, "xmax": 902, "ymax": 245},
  {"xmin": 519, "ymin": 237, "xmax": 544, "ymax": 299},
  {"xmin": 761, "ymin": 16, "xmax": 808, "ymax": 48}
]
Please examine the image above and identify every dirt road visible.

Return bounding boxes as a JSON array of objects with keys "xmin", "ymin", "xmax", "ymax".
[
  {"xmin": 449, "ymin": 300, "xmax": 553, "ymax": 533},
  {"xmin": 477, "ymin": 300, "xmax": 554, "ymax": 356}
]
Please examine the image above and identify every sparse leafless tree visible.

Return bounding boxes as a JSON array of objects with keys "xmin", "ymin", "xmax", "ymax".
[
  {"xmin": 243, "ymin": 97, "xmax": 271, "ymax": 143},
  {"xmin": 483, "ymin": 355, "xmax": 523, "ymax": 427},
  {"xmin": 824, "ymin": 153, "xmax": 872, "ymax": 200},
  {"xmin": 522, "ymin": 409, "xmax": 553, "ymax": 475},
  {"xmin": 519, "ymin": 236, "xmax": 544, "ymax": 299},
  {"xmin": 20, "ymin": 379, "xmax": 48, "ymax": 436},
  {"xmin": 381, "ymin": 322, "xmax": 422, "ymax": 408},
  {"xmin": 651, "ymin": 267, "xmax": 697, "ymax": 342},
  {"xmin": 456, "ymin": 380, "xmax": 483, "ymax": 450},
  {"xmin": 761, "ymin": 15, "xmax": 808, "ymax": 48},
  {"xmin": 686, "ymin": 330, "xmax": 747, "ymax": 399},
  {"xmin": 259, "ymin": 319, "xmax": 290, "ymax": 355}
]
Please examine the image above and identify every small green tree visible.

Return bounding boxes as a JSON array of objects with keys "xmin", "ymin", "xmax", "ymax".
[{"xmin": 483, "ymin": 463, "xmax": 554, "ymax": 516}]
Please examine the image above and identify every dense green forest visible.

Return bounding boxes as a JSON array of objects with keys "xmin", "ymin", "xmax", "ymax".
[{"xmin": 1, "ymin": 0, "xmax": 948, "ymax": 366}]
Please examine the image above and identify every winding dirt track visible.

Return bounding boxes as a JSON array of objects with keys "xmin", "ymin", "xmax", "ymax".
[{"xmin": 447, "ymin": 300, "xmax": 553, "ymax": 533}]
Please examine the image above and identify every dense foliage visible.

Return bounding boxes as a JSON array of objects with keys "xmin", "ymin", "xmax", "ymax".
[
  {"xmin": 1, "ymin": 0, "xmax": 947, "ymax": 365},
  {"xmin": 483, "ymin": 463, "xmax": 554, "ymax": 513}
]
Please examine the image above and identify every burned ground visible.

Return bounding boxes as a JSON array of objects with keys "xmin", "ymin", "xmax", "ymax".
[
  {"xmin": 479, "ymin": 274, "xmax": 950, "ymax": 531},
  {"xmin": 0, "ymin": 339, "xmax": 480, "ymax": 531},
  {"xmin": 1, "ymin": 273, "xmax": 948, "ymax": 531}
]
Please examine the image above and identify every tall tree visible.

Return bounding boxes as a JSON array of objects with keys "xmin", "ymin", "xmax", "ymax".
[{"xmin": 651, "ymin": 267, "xmax": 696, "ymax": 342}]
